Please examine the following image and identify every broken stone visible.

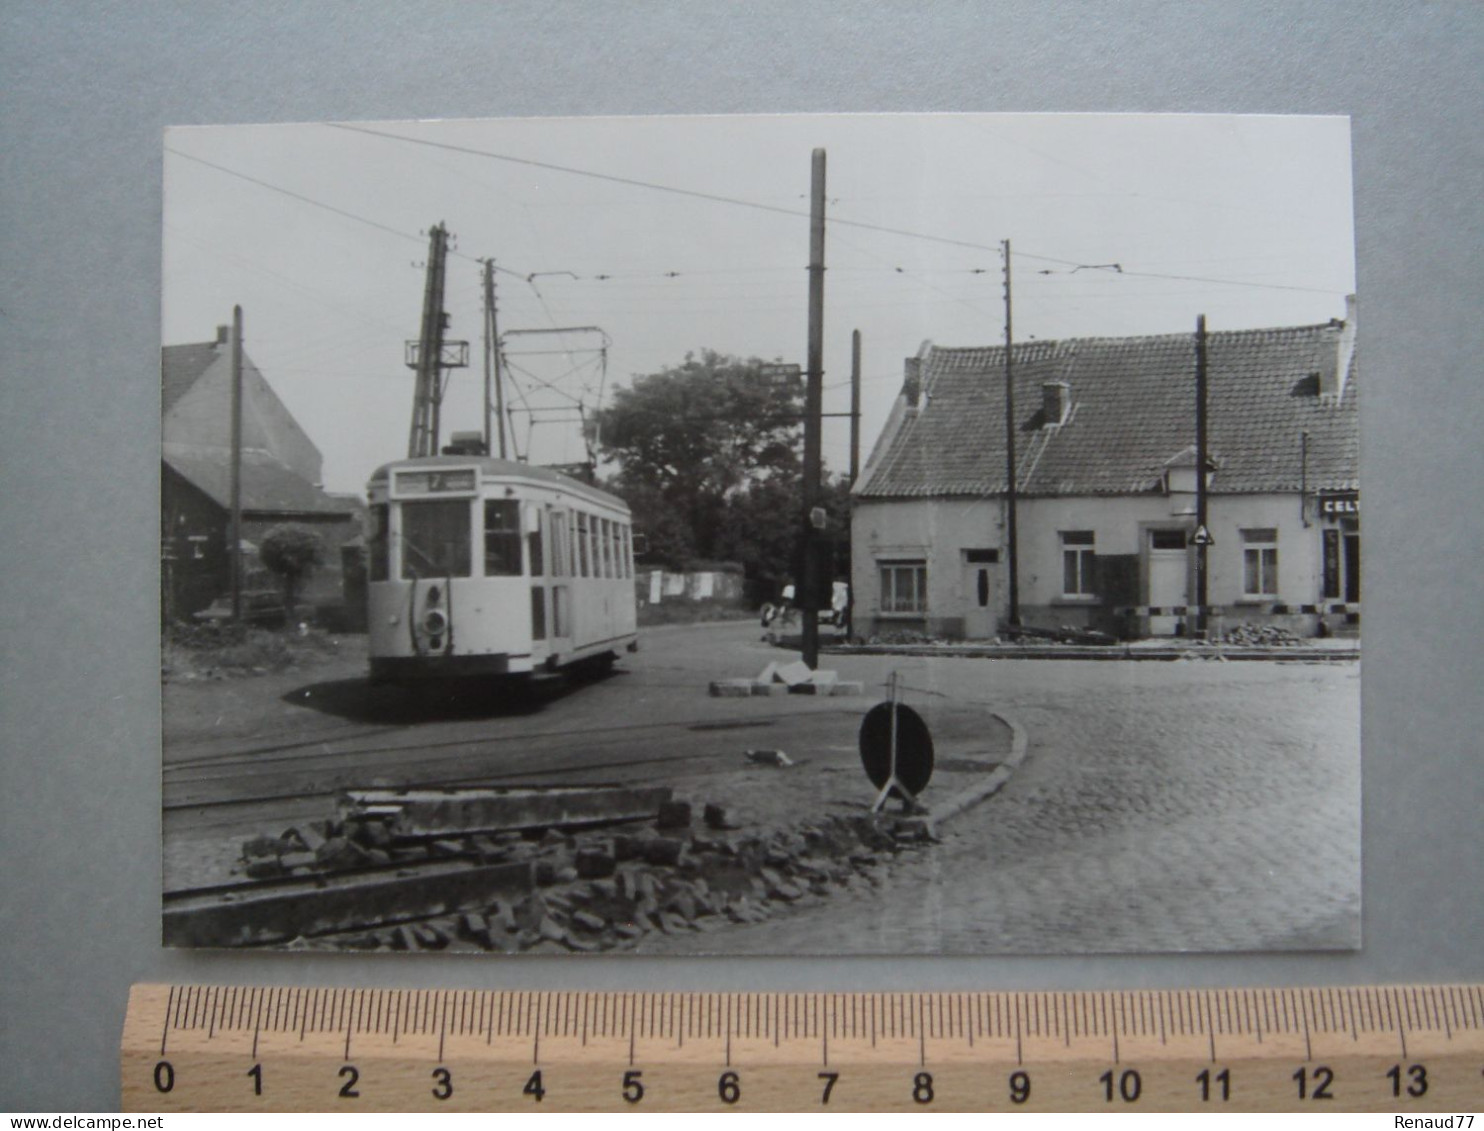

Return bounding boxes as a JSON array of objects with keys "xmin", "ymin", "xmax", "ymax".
[
  {"xmin": 413, "ymin": 924, "xmax": 449, "ymax": 949},
  {"xmin": 563, "ymin": 932, "xmax": 602, "ymax": 952},
  {"xmin": 571, "ymin": 910, "xmax": 606, "ymax": 932},
  {"xmin": 459, "ymin": 912, "xmax": 489, "ymax": 940},
  {"xmin": 587, "ymin": 878, "xmax": 618, "ymax": 900},
  {"xmin": 430, "ymin": 838, "xmax": 465, "ymax": 857},
  {"xmin": 514, "ymin": 894, "xmax": 548, "ymax": 932},
  {"xmin": 279, "ymin": 850, "xmax": 317, "ymax": 872},
  {"xmin": 744, "ymin": 748, "xmax": 794, "ymax": 767},
  {"xmin": 287, "ymin": 825, "xmax": 327, "ymax": 854},
  {"xmin": 613, "ymin": 834, "xmax": 645, "ymax": 862},
  {"xmin": 349, "ymin": 819, "xmax": 392, "ymax": 850},
  {"xmin": 614, "ymin": 923, "xmax": 645, "ymax": 941},
  {"xmin": 575, "ymin": 846, "xmax": 617, "ymax": 879},
  {"xmin": 703, "ymin": 803, "xmax": 738, "ymax": 831},
  {"xmin": 242, "ymin": 836, "xmax": 283, "ymax": 860},
  {"xmin": 537, "ymin": 916, "xmax": 566, "ymax": 943},
  {"xmin": 771, "ymin": 881, "xmax": 804, "ymax": 901},
  {"xmin": 657, "ymin": 800, "xmax": 692, "ymax": 829},
  {"xmin": 244, "ymin": 857, "xmax": 286, "ymax": 880},
  {"xmin": 668, "ymin": 891, "xmax": 698, "ymax": 921},
  {"xmin": 644, "ymin": 837, "xmax": 684, "ymax": 867},
  {"xmin": 555, "ymin": 866, "xmax": 579, "ymax": 883},
  {"xmin": 315, "ymin": 836, "xmax": 369, "ymax": 871},
  {"xmin": 391, "ymin": 925, "xmax": 418, "ymax": 951}
]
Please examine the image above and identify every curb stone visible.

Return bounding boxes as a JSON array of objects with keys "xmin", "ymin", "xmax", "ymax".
[{"xmin": 924, "ymin": 711, "xmax": 1028, "ymax": 835}]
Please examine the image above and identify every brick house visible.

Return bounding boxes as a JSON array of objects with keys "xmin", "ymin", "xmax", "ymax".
[
  {"xmin": 161, "ymin": 327, "xmax": 360, "ymax": 621},
  {"xmin": 851, "ymin": 301, "xmax": 1359, "ymax": 640}
]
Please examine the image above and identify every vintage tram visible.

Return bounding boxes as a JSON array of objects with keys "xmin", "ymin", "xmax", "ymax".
[{"xmin": 365, "ymin": 456, "xmax": 637, "ymax": 684}]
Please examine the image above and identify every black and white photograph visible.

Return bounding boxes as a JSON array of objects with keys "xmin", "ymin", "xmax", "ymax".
[{"xmin": 160, "ymin": 112, "xmax": 1360, "ymax": 956}]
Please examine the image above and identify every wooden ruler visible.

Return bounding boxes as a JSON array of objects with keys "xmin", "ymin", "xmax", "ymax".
[{"xmin": 123, "ymin": 983, "xmax": 1484, "ymax": 1112}]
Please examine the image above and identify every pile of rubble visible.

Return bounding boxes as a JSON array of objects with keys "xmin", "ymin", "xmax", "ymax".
[
  {"xmin": 1221, "ymin": 623, "xmax": 1308, "ymax": 647},
  {"xmin": 233, "ymin": 795, "xmax": 934, "ymax": 953}
]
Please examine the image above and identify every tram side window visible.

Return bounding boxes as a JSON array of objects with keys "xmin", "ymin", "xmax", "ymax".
[
  {"xmin": 401, "ymin": 500, "xmax": 471, "ymax": 579},
  {"xmin": 527, "ymin": 507, "xmax": 544, "ymax": 577},
  {"xmin": 600, "ymin": 518, "xmax": 611, "ymax": 578},
  {"xmin": 550, "ymin": 512, "xmax": 566, "ymax": 578},
  {"xmin": 484, "ymin": 499, "xmax": 522, "ymax": 576},
  {"xmin": 368, "ymin": 504, "xmax": 389, "ymax": 582},
  {"xmin": 577, "ymin": 513, "xmax": 589, "ymax": 577},
  {"xmin": 623, "ymin": 524, "xmax": 632, "ymax": 578}
]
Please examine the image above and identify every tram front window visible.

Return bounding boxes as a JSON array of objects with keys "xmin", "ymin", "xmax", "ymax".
[{"xmin": 400, "ymin": 500, "xmax": 471, "ymax": 579}]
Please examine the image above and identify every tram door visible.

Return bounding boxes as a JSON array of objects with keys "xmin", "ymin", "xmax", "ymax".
[
  {"xmin": 547, "ymin": 507, "xmax": 573, "ymax": 657},
  {"xmin": 1147, "ymin": 528, "xmax": 1189, "ymax": 636}
]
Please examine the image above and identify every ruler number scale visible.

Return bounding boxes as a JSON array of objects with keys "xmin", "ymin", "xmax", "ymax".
[{"xmin": 123, "ymin": 983, "xmax": 1484, "ymax": 1112}]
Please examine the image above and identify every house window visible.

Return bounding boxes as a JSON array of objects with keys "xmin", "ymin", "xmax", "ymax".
[
  {"xmin": 402, "ymin": 499, "xmax": 472, "ymax": 579},
  {"xmin": 1242, "ymin": 528, "xmax": 1279, "ymax": 597},
  {"xmin": 482, "ymin": 499, "xmax": 521, "ymax": 577},
  {"xmin": 879, "ymin": 560, "xmax": 927, "ymax": 614},
  {"xmin": 1061, "ymin": 530, "xmax": 1096, "ymax": 596}
]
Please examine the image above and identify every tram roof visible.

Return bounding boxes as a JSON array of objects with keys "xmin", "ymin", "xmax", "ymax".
[{"xmin": 368, "ymin": 456, "xmax": 627, "ymax": 510}]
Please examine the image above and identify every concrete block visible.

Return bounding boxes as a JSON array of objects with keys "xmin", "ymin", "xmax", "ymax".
[
  {"xmin": 775, "ymin": 660, "xmax": 814, "ymax": 686},
  {"xmin": 537, "ymin": 916, "xmax": 566, "ymax": 942},
  {"xmin": 657, "ymin": 800, "xmax": 692, "ymax": 829},
  {"xmin": 752, "ymin": 680, "xmax": 787, "ymax": 696},
  {"xmin": 613, "ymin": 834, "xmax": 645, "ymax": 862},
  {"xmin": 241, "ymin": 836, "xmax": 282, "ymax": 860},
  {"xmin": 709, "ymin": 679, "xmax": 754, "ymax": 697}
]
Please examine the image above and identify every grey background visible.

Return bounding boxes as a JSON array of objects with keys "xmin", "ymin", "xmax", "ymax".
[{"xmin": 2, "ymin": 1, "xmax": 1480, "ymax": 1110}]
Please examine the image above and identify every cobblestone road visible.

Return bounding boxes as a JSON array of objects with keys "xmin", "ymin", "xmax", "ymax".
[{"xmin": 643, "ymin": 656, "xmax": 1361, "ymax": 955}]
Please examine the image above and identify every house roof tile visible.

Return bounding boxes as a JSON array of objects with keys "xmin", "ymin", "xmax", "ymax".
[
  {"xmin": 857, "ymin": 322, "xmax": 1358, "ymax": 499},
  {"xmin": 163, "ymin": 443, "xmax": 354, "ymax": 517}
]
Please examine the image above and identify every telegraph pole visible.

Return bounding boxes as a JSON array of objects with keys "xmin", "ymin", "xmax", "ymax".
[
  {"xmin": 1002, "ymin": 239, "xmax": 1020, "ymax": 627},
  {"xmin": 801, "ymin": 148, "xmax": 827, "ymax": 670},
  {"xmin": 408, "ymin": 224, "xmax": 449, "ymax": 458},
  {"xmin": 228, "ymin": 305, "xmax": 244, "ymax": 623},
  {"xmin": 1195, "ymin": 313, "xmax": 1209, "ymax": 638}
]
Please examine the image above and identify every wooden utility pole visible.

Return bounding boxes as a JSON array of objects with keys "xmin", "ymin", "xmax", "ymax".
[
  {"xmin": 1002, "ymin": 239, "xmax": 1020, "ymax": 627},
  {"xmin": 801, "ymin": 148, "xmax": 827, "ymax": 670},
  {"xmin": 228, "ymin": 305, "xmax": 244, "ymax": 623},
  {"xmin": 849, "ymin": 329, "xmax": 861, "ymax": 486},
  {"xmin": 1195, "ymin": 313, "xmax": 1209, "ymax": 637},
  {"xmin": 482, "ymin": 259, "xmax": 508, "ymax": 459}
]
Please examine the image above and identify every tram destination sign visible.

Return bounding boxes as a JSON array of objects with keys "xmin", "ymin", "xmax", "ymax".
[{"xmin": 393, "ymin": 468, "xmax": 479, "ymax": 497}]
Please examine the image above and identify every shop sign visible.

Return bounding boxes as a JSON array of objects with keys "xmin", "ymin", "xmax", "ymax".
[{"xmin": 1318, "ymin": 492, "xmax": 1359, "ymax": 518}]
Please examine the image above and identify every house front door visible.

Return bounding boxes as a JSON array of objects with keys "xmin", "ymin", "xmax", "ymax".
[
  {"xmin": 961, "ymin": 551, "xmax": 999, "ymax": 639},
  {"xmin": 1147, "ymin": 528, "xmax": 1189, "ymax": 636}
]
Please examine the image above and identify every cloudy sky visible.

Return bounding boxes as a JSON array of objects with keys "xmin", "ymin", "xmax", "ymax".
[{"xmin": 163, "ymin": 113, "xmax": 1355, "ymax": 494}]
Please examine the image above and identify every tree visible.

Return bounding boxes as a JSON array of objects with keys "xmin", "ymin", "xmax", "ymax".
[
  {"xmin": 595, "ymin": 350, "xmax": 804, "ymax": 568},
  {"xmin": 258, "ymin": 524, "xmax": 325, "ymax": 622}
]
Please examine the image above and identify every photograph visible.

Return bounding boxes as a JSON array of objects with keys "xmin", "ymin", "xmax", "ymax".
[{"xmin": 160, "ymin": 112, "xmax": 1360, "ymax": 956}]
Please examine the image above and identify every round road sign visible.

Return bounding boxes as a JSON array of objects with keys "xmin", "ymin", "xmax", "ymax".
[{"xmin": 858, "ymin": 701, "xmax": 935, "ymax": 799}]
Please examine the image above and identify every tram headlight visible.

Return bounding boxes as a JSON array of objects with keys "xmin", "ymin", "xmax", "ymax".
[{"xmin": 422, "ymin": 608, "xmax": 448, "ymax": 636}]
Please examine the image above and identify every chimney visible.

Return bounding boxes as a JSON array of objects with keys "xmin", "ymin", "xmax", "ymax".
[
  {"xmin": 215, "ymin": 324, "xmax": 230, "ymax": 347},
  {"xmin": 902, "ymin": 356, "xmax": 922, "ymax": 408},
  {"xmin": 1042, "ymin": 381, "xmax": 1070, "ymax": 426},
  {"xmin": 1323, "ymin": 294, "xmax": 1357, "ymax": 400}
]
